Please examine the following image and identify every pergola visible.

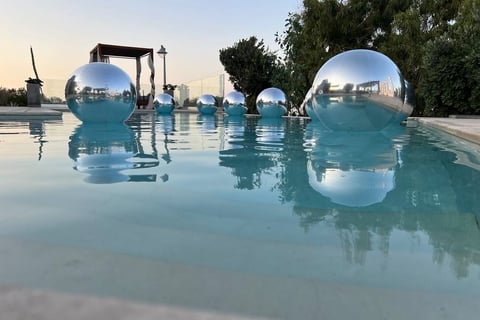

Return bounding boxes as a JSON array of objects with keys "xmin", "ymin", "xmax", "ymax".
[{"xmin": 90, "ymin": 43, "xmax": 155, "ymax": 108}]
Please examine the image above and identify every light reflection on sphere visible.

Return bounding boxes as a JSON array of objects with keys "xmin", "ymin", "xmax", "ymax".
[
  {"xmin": 256, "ymin": 87, "xmax": 287, "ymax": 118},
  {"xmin": 154, "ymin": 93, "xmax": 175, "ymax": 114},
  {"xmin": 223, "ymin": 91, "xmax": 247, "ymax": 116},
  {"xmin": 197, "ymin": 94, "xmax": 218, "ymax": 115},
  {"xmin": 310, "ymin": 49, "xmax": 413, "ymax": 131},
  {"xmin": 65, "ymin": 62, "xmax": 136, "ymax": 123}
]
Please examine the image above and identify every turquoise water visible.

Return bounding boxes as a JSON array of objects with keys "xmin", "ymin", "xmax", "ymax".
[{"xmin": 0, "ymin": 111, "xmax": 479, "ymax": 319}]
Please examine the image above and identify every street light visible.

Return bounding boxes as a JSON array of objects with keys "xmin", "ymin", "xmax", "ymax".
[{"xmin": 157, "ymin": 45, "xmax": 167, "ymax": 91}]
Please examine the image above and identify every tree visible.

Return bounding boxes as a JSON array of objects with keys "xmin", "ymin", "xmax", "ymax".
[
  {"xmin": 421, "ymin": 36, "xmax": 469, "ymax": 116},
  {"xmin": 219, "ymin": 36, "xmax": 284, "ymax": 113},
  {"xmin": 0, "ymin": 87, "xmax": 27, "ymax": 106},
  {"xmin": 380, "ymin": 0, "xmax": 462, "ymax": 115},
  {"xmin": 420, "ymin": 0, "xmax": 480, "ymax": 116}
]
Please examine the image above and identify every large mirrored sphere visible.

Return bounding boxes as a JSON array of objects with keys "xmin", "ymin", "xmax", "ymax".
[
  {"xmin": 301, "ymin": 88, "xmax": 317, "ymax": 120},
  {"xmin": 65, "ymin": 62, "xmax": 136, "ymax": 123},
  {"xmin": 256, "ymin": 87, "xmax": 287, "ymax": 118},
  {"xmin": 197, "ymin": 94, "xmax": 218, "ymax": 115},
  {"xmin": 223, "ymin": 91, "xmax": 247, "ymax": 116},
  {"xmin": 310, "ymin": 49, "xmax": 414, "ymax": 131},
  {"xmin": 154, "ymin": 93, "xmax": 175, "ymax": 114}
]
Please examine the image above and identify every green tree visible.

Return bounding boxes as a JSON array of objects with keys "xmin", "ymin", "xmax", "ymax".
[
  {"xmin": 450, "ymin": 0, "xmax": 480, "ymax": 114},
  {"xmin": 421, "ymin": 36, "xmax": 469, "ymax": 116},
  {"xmin": 219, "ymin": 36, "xmax": 284, "ymax": 113},
  {"xmin": 418, "ymin": 0, "xmax": 480, "ymax": 116},
  {"xmin": 380, "ymin": 0, "xmax": 462, "ymax": 115},
  {"xmin": 0, "ymin": 87, "xmax": 27, "ymax": 106}
]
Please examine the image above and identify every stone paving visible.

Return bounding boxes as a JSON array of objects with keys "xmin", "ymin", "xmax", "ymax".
[{"xmin": 414, "ymin": 117, "xmax": 480, "ymax": 145}]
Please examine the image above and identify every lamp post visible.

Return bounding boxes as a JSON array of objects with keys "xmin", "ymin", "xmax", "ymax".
[{"xmin": 157, "ymin": 45, "xmax": 167, "ymax": 92}]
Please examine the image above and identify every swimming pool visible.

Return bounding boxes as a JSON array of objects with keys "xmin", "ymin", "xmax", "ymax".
[{"xmin": 0, "ymin": 111, "xmax": 479, "ymax": 319}]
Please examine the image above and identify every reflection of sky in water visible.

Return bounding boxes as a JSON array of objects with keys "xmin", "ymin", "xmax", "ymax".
[{"xmin": 0, "ymin": 113, "xmax": 479, "ymax": 318}]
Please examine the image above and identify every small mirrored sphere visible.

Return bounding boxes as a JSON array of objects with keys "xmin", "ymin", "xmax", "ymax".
[
  {"xmin": 154, "ymin": 93, "xmax": 175, "ymax": 114},
  {"xmin": 310, "ymin": 49, "xmax": 414, "ymax": 131},
  {"xmin": 223, "ymin": 91, "xmax": 247, "ymax": 116},
  {"xmin": 197, "ymin": 94, "xmax": 218, "ymax": 115},
  {"xmin": 256, "ymin": 87, "xmax": 287, "ymax": 118},
  {"xmin": 65, "ymin": 62, "xmax": 136, "ymax": 123}
]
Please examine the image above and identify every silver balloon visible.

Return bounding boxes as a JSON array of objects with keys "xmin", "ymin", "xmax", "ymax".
[
  {"xmin": 223, "ymin": 91, "xmax": 247, "ymax": 116},
  {"xmin": 65, "ymin": 62, "xmax": 136, "ymax": 123},
  {"xmin": 256, "ymin": 87, "xmax": 287, "ymax": 118},
  {"xmin": 300, "ymin": 88, "xmax": 316, "ymax": 119},
  {"xmin": 197, "ymin": 94, "xmax": 217, "ymax": 115},
  {"xmin": 310, "ymin": 49, "xmax": 414, "ymax": 131},
  {"xmin": 154, "ymin": 93, "xmax": 175, "ymax": 114}
]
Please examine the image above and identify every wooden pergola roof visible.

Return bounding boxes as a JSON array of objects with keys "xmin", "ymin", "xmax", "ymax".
[{"xmin": 90, "ymin": 43, "xmax": 154, "ymax": 61}]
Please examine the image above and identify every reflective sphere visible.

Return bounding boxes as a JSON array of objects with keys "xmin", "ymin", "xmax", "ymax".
[
  {"xmin": 154, "ymin": 93, "xmax": 175, "ymax": 114},
  {"xmin": 256, "ymin": 87, "xmax": 287, "ymax": 118},
  {"xmin": 197, "ymin": 94, "xmax": 218, "ymax": 115},
  {"xmin": 310, "ymin": 49, "xmax": 413, "ymax": 131},
  {"xmin": 223, "ymin": 91, "xmax": 247, "ymax": 116},
  {"xmin": 65, "ymin": 62, "xmax": 136, "ymax": 123},
  {"xmin": 301, "ymin": 88, "xmax": 317, "ymax": 120}
]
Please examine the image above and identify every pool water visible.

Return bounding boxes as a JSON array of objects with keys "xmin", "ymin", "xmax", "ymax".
[{"xmin": 0, "ymin": 112, "xmax": 479, "ymax": 319}]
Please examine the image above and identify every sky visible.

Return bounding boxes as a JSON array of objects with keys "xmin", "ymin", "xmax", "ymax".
[{"xmin": 1, "ymin": 0, "xmax": 302, "ymax": 97}]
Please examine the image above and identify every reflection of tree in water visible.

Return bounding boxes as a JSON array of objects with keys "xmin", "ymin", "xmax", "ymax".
[
  {"xmin": 393, "ymin": 129, "xmax": 480, "ymax": 278},
  {"xmin": 272, "ymin": 121, "xmax": 480, "ymax": 278},
  {"xmin": 219, "ymin": 117, "xmax": 277, "ymax": 190}
]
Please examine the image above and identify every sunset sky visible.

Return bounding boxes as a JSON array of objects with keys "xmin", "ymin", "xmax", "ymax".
[{"xmin": 1, "ymin": 0, "xmax": 302, "ymax": 96}]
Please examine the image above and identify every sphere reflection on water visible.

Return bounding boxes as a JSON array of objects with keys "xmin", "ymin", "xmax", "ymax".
[
  {"xmin": 68, "ymin": 123, "xmax": 136, "ymax": 184},
  {"xmin": 305, "ymin": 122, "xmax": 400, "ymax": 207},
  {"xmin": 256, "ymin": 117, "xmax": 285, "ymax": 151},
  {"xmin": 65, "ymin": 62, "xmax": 136, "ymax": 123}
]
